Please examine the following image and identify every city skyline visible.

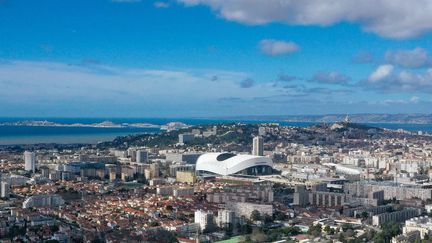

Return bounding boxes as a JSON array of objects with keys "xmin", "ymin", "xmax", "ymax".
[
  {"xmin": 4, "ymin": 2, "xmax": 432, "ymax": 241},
  {"xmin": 1, "ymin": 0, "xmax": 432, "ymax": 117}
]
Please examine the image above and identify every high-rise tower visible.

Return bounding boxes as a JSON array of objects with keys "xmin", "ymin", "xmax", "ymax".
[
  {"xmin": 24, "ymin": 151, "xmax": 36, "ymax": 173},
  {"xmin": 252, "ymin": 136, "xmax": 264, "ymax": 156}
]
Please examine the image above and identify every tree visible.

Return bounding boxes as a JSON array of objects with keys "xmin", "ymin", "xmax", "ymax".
[
  {"xmin": 250, "ymin": 210, "xmax": 261, "ymax": 221},
  {"xmin": 308, "ymin": 224, "xmax": 322, "ymax": 237},
  {"xmin": 239, "ymin": 222, "xmax": 253, "ymax": 235},
  {"xmin": 149, "ymin": 221, "xmax": 160, "ymax": 227},
  {"xmin": 241, "ymin": 235, "xmax": 252, "ymax": 243},
  {"xmin": 282, "ymin": 226, "xmax": 301, "ymax": 236},
  {"xmin": 364, "ymin": 229, "xmax": 376, "ymax": 241},
  {"xmin": 250, "ymin": 229, "xmax": 267, "ymax": 243},
  {"xmin": 373, "ymin": 222, "xmax": 401, "ymax": 243},
  {"xmin": 324, "ymin": 225, "xmax": 331, "ymax": 234},
  {"xmin": 338, "ymin": 233, "xmax": 346, "ymax": 242},
  {"xmin": 146, "ymin": 228, "xmax": 178, "ymax": 243},
  {"xmin": 224, "ymin": 223, "xmax": 234, "ymax": 237},
  {"xmin": 50, "ymin": 225, "xmax": 59, "ymax": 232},
  {"xmin": 263, "ymin": 214, "xmax": 273, "ymax": 224},
  {"xmin": 8, "ymin": 226, "xmax": 26, "ymax": 238},
  {"xmin": 341, "ymin": 223, "xmax": 353, "ymax": 232},
  {"xmin": 273, "ymin": 210, "xmax": 287, "ymax": 221}
]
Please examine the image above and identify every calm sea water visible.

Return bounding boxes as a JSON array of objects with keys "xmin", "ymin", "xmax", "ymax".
[{"xmin": 0, "ymin": 117, "xmax": 431, "ymax": 145}]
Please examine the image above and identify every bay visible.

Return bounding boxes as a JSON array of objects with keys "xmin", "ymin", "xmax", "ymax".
[{"xmin": 0, "ymin": 117, "xmax": 431, "ymax": 145}]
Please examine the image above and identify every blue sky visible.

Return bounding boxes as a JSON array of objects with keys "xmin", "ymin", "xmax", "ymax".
[{"xmin": 1, "ymin": 0, "xmax": 432, "ymax": 117}]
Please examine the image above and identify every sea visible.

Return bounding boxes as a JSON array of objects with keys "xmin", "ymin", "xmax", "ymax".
[{"xmin": 0, "ymin": 117, "xmax": 431, "ymax": 145}]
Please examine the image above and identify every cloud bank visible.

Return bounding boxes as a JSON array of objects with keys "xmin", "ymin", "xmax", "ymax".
[
  {"xmin": 0, "ymin": 59, "xmax": 430, "ymax": 116},
  {"xmin": 364, "ymin": 64, "xmax": 432, "ymax": 92},
  {"xmin": 385, "ymin": 48, "xmax": 432, "ymax": 69},
  {"xmin": 178, "ymin": 0, "xmax": 432, "ymax": 39}
]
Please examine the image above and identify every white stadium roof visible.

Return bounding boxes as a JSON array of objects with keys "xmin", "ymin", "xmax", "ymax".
[{"xmin": 196, "ymin": 152, "xmax": 273, "ymax": 176}]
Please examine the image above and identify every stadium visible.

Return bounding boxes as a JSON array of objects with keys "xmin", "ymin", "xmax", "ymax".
[{"xmin": 195, "ymin": 152, "xmax": 273, "ymax": 176}]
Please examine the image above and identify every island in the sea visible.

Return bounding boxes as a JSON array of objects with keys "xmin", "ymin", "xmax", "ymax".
[{"xmin": 0, "ymin": 120, "xmax": 189, "ymax": 130}]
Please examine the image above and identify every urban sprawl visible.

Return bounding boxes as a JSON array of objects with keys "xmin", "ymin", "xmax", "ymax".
[{"xmin": 1, "ymin": 119, "xmax": 432, "ymax": 243}]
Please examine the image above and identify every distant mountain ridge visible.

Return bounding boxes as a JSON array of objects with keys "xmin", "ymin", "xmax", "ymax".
[{"xmin": 219, "ymin": 114, "xmax": 432, "ymax": 124}]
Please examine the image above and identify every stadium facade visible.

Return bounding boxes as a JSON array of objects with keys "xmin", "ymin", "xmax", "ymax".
[{"xmin": 195, "ymin": 152, "xmax": 273, "ymax": 176}]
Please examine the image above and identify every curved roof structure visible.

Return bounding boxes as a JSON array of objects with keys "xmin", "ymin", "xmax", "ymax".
[{"xmin": 196, "ymin": 152, "xmax": 273, "ymax": 176}]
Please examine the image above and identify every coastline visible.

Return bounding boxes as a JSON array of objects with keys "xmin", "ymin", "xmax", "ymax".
[
  {"xmin": 0, "ymin": 125, "xmax": 161, "ymax": 145},
  {"xmin": 1, "ymin": 118, "xmax": 432, "ymax": 146}
]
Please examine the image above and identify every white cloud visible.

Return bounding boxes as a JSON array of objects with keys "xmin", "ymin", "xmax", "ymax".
[
  {"xmin": 362, "ymin": 48, "xmax": 432, "ymax": 92},
  {"xmin": 410, "ymin": 96, "xmax": 420, "ymax": 103},
  {"xmin": 368, "ymin": 64, "xmax": 394, "ymax": 82},
  {"xmin": 385, "ymin": 48, "xmax": 432, "ymax": 68},
  {"xmin": 310, "ymin": 71, "xmax": 350, "ymax": 85},
  {"xmin": 259, "ymin": 39, "xmax": 299, "ymax": 56},
  {"xmin": 154, "ymin": 1, "xmax": 170, "ymax": 8},
  {"xmin": 376, "ymin": 96, "xmax": 421, "ymax": 105},
  {"xmin": 0, "ymin": 60, "xmax": 283, "ymax": 104},
  {"xmin": 364, "ymin": 66, "xmax": 432, "ymax": 92},
  {"xmin": 178, "ymin": 0, "xmax": 432, "ymax": 39}
]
